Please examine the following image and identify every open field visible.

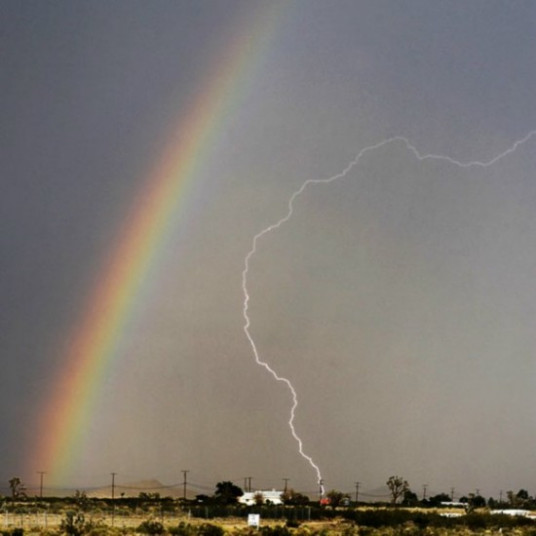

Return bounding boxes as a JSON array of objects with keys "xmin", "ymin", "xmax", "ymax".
[
  {"xmin": 2, "ymin": 512, "xmax": 347, "ymax": 534},
  {"xmin": 3, "ymin": 505, "xmax": 536, "ymax": 536}
]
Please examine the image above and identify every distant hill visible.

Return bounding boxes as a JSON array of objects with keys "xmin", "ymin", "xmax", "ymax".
[{"xmin": 86, "ymin": 479, "xmax": 182, "ymax": 499}]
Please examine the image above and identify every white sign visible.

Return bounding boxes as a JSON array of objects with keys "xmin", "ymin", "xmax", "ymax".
[{"xmin": 248, "ymin": 514, "xmax": 260, "ymax": 527}]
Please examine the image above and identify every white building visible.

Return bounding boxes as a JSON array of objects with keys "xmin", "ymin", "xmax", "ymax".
[
  {"xmin": 239, "ymin": 490, "xmax": 283, "ymax": 506},
  {"xmin": 491, "ymin": 509, "xmax": 536, "ymax": 518}
]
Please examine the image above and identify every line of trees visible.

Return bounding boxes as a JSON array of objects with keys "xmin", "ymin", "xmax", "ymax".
[
  {"xmin": 6, "ymin": 475, "xmax": 536, "ymax": 512},
  {"xmin": 385, "ymin": 476, "xmax": 536, "ymax": 511},
  {"xmin": 194, "ymin": 478, "xmax": 536, "ymax": 511}
]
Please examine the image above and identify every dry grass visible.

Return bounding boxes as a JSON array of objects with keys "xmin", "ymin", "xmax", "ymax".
[{"xmin": 2, "ymin": 511, "xmax": 351, "ymax": 535}]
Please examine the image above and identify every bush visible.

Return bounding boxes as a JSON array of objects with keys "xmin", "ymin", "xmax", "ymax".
[
  {"xmin": 286, "ymin": 519, "xmax": 301, "ymax": 528},
  {"xmin": 61, "ymin": 511, "xmax": 93, "ymax": 536},
  {"xmin": 170, "ymin": 522, "xmax": 197, "ymax": 536},
  {"xmin": 340, "ymin": 524, "xmax": 359, "ymax": 536},
  {"xmin": 169, "ymin": 523, "xmax": 224, "ymax": 536},
  {"xmin": 197, "ymin": 523, "xmax": 225, "ymax": 536},
  {"xmin": 85, "ymin": 524, "xmax": 119, "ymax": 536},
  {"xmin": 260, "ymin": 526, "xmax": 291, "ymax": 536},
  {"xmin": 137, "ymin": 520, "xmax": 165, "ymax": 535},
  {"xmin": 349, "ymin": 509, "xmax": 413, "ymax": 528}
]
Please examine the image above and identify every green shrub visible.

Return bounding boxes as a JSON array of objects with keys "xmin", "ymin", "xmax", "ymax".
[
  {"xmin": 61, "ymin": 510, "xmax": 93, "ymax": 536},
  {"xmin": 0, "ymin": 530, "xmax": 24, "ymax": 536},
  {"xmin": 137, "ymin": 520, "xmax": 165, "ymax": 535},
  {"xmin": 260, "ymin": 526, "xmax": 291, "ymax": 536},
  {"xmin": 197, "ymin": 523, "xmax": 225, "ymax": 536},
  {"xmin": 170, "ymin": 522, "xmax": 198, "ymax": 536},
  {"xmin": 85, "ymin": 521, "xmax": 116, "ymax": 536},
  {"xmin": 340, "ymin": 524, "xmax": 359, "ymax": 536}
]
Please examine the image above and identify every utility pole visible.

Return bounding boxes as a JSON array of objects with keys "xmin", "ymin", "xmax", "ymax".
[
  {"xmin": 499, "ymin": 490, "xmax": 503, "ymax": 504},
  {"xmin": 37, "ymin": 472, "xmax": 46, "ymax": 498},
  {"xmin": 319, "ymin": 479, "xmax": 324, "ymax": 499},
  {"xmin": 451, "ymin": 487, "xmax": 455, "ymax": 501},
  {"xmin": 355, "ymin": 482, "xmax": 360, "ymax": 504},
  {"xmin": 111, "ymin": 473, "xmax": 117, "ymax": 527},
  {"xmin": 182, "ymin": 470, "xmax": 189, "ymax": 500},
  {"xmin": 422, "ymin": 484, "xmax": 427, "ymax": 501},
  {"xmin": 247, "ymin": 477, "xmax": 252, "ymax": 492},
  {"xmin": 283, "ymin": 478, "xmax": 289, "ymax": 493}
]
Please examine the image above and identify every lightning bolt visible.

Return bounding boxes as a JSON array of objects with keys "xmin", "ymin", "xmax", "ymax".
[{"xmin": 241, "ymin": 130, "xmax": 536, "ymax": 494}]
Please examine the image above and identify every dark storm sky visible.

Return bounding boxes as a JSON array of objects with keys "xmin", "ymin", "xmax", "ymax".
[{"xmin": 1, "ymin": 0, "xmax": 536, "ymax": 498}]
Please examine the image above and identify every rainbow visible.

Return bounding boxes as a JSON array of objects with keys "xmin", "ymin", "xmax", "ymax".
[{"xmin": 31, "ymin": 3, "xmax": 285, "ymax": 486}]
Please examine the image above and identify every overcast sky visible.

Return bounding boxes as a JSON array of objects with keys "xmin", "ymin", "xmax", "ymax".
[{"xmin": 2, "ymin": 0, "xmax": 536, "ymax": 499}]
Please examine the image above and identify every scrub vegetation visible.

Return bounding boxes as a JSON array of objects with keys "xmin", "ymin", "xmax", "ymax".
[{"xmin": 2, "ymin": 479, "xmax": 536, "ymax": 536}]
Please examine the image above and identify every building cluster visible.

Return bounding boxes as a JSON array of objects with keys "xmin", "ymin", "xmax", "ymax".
[{"xmin": 238, "ymin": 490, "xmax": 283, "ymax": 506}]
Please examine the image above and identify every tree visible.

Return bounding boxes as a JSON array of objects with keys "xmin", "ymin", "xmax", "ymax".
[
  {"xmin": 326, "ymin": 489, "xmax": 349, "ymax": 507},
  {"xmin": 74, "ymin": 490, "xmax": 89, "ymax": 511},
  {"xmin": 137, "ymin": 520, "xmax": 165, "ymax": 535},
  {"xmin": 139, "ymin": 492, "xmax": 161, "ymax": 501},
  {"xmin": 487, "ymin": 496, "xmax": 499, "ymax": 509},
  {"xmin": 517, "ymin": 489, "xmax": 530, "ymax": 501},
  {"xmin": 8, "ymin": 477, "xmax": 26, "ymax": 499},
  {"xmin": 61, "ymin": 511, "xmax": 91, "ymax": 536},
  {"xmin": 386, "ymin": 476, "xmax": 409, "ymax": 505},
  {"xmin": 472, "ymin": 495, "xmax": 486, "ymax": 508},
  {"xmin": 427, "ymin": 493, "xmax": 452, "ymax": 507},
  {"xmin": 515, "ymin": 489, "xmax": 532, "ymax": 508},
  {"xmin": 280, "ymin": 488, "xmax": 309, "ymax": 505},
  {"xmin": 466, "ymin": 493, "xmax": 486, "ymax": 511},
  {"xmin": 213, "ymin": 481, "xmax": 243, "ymax": 504},
  {"xmin": 402, "ymin": 489, "xmax": 419, "ymax": 506},
  {"xmin": 506, "ymin": 490, "xmax": 516, "ymax": 507},
  {"xmin": 502, "ymin": 489, "xmax": 533, "ymax": 509},
  {"xmin": 253, "ymin": 492, "xmax": 264, "ymax": 505}
]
